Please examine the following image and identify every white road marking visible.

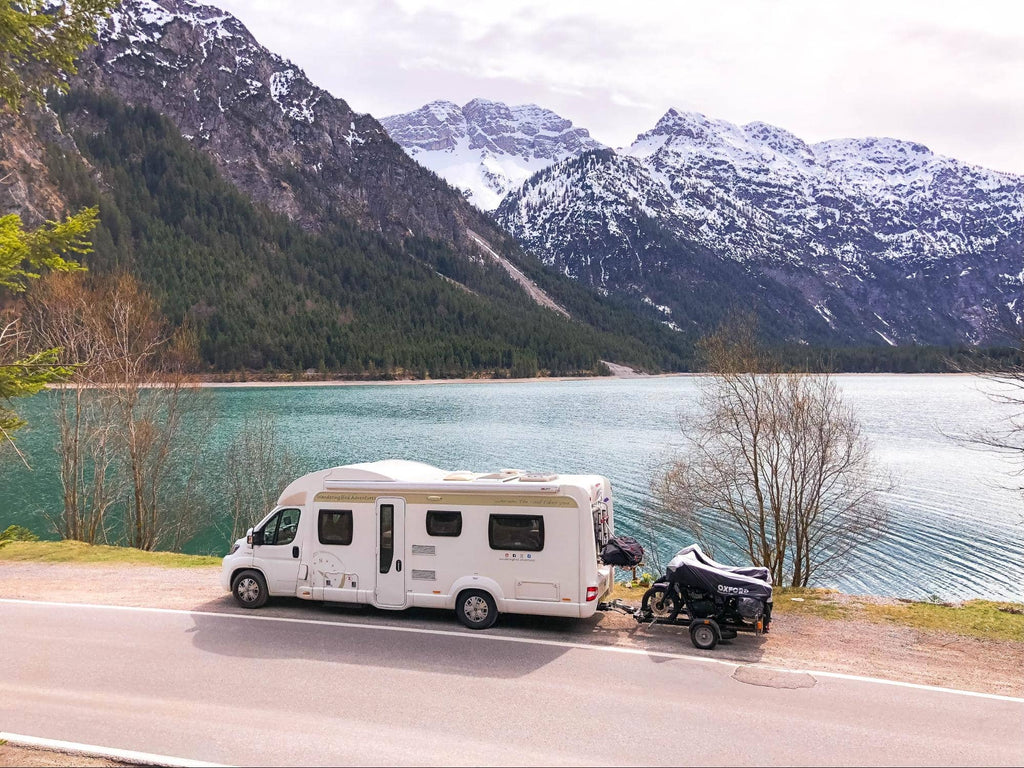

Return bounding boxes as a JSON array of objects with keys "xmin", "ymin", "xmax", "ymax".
[
  {"xmin": 3, "ymin": 597, "xmax": 1023, "ymax": 705},
  {"xmin": 0, "ymin": 731, "xmax": 227, "ymax": 767}
]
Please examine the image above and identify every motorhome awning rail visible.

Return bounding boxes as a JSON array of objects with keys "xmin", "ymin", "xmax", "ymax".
[{"xmin": 322, "ymin": 480, "xmax": 562, "ymax": 494}]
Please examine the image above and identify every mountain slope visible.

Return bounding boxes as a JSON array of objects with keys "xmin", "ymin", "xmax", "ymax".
[
  {"xmin": 495, "ymin": 110, "xmax": 1024, "ymax": 345},
  {"xmin": 42, "ymin": 91, "xmax": 687, "ymax": 375},
  {"xmin": 81, "ymin": 0, "xmax": 483, "ymax": 245},
  {"xmin": 381, "ymin": 100, "xmax": 603, "ymax": 210}
]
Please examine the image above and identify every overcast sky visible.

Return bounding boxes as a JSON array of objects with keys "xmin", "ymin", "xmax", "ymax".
[{"xmin": 214, "ymin": 0, "xmax": 1024, "ymax": 173}]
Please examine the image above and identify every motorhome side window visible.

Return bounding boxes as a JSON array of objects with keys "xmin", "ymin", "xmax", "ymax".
[
  {"xmin": 426, "ymin": 511, "xmax": 462, "ymax": 537},
  {"xmin": 261, "ymin": 509, "xmax": 300, "ymax": 546},
  {"xmin": 318, "ymin": 509, "xmax": 353, "ymax": 545},
  {"xmin": 488, "ymin": 514, "xmax": 544, "ymax": 551}
]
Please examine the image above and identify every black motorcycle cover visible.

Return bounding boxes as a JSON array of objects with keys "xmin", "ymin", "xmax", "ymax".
[
  {"xmin": 601, "ymin": 535, "xmax": 644, "ymax": 566},
  {"xmin": 665, "ymin": 548, "xmax": 773, "ymax": 602},
  {"xmin": 675, "ymin": 544, "xmax": 772, "ymax": 584}
]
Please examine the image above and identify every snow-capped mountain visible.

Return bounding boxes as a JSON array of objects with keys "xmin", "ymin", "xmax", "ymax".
[
  {"xmin": 76, "ymin": 0, "xmax": 510, "ymax": 250},
  {"xmin": 496, "ymin": 109, "xmax": 1024, "ymax": 345},
  {"xmin": 381, "ymin": 100, "xmax": 603, "ymax": 210}
]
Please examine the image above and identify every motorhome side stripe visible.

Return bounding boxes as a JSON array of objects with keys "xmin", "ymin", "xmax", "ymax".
[{"xmin": 313, "ymin": 492, "xmax": 578, "ymax": 508}]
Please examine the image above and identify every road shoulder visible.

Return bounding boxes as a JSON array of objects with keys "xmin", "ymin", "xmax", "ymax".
[{"xmin": 2, "ymin": 560, "xmax": 1021, "ymax": 698}]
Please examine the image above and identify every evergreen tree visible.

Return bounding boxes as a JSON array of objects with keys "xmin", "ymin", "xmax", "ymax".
[
  {"xmin": 0, "ymin": 0, "xmax": 119, "ymax": 109},
  {"xmin": 0, "ymin": 0, "xmax": 115, "ymax": 450}
]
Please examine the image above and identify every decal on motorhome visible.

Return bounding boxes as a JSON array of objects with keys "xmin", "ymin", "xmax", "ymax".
[{"xmin": 314, "ymin": 492, "xmax": 377, "ymax": 503}]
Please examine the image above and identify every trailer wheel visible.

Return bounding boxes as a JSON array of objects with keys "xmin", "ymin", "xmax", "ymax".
[
  {"xmin": 641, "ymin": 586, "xmax": 678, "ymax": 619},
  {"xmin": 232, "ymin": 569, "xmax": 268, "ymax": 609},
  {"xmin": 690, "ymin": 621, "xmax": 720, "ymax": 650},
  {"xmin": 456, "ymin": 590, "xmax": 498, "ymax": 630}
]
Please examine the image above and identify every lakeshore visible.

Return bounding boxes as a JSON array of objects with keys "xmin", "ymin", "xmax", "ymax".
[{"xmin": 13, "ymin": 375, "xmax": 1023, "ymax": 602}]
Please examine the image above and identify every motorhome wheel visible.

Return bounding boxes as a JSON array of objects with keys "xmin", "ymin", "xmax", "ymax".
[
  {"xmin": 456, "ymin": 590, "xmax": 498, "ymax": 630},
  {"xmin": 690, "ymin": 621, "xmax": 720, "ymax": 650},
  {"xmin": 232, "ymin": 570, "xmax": 268, "ymax": 609}
]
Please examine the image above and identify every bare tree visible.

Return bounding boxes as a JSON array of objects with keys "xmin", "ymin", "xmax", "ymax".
[
  {"xmin": 657, "ymin": 319, "xmax": 892, "ymax": 587},
  {"xmin": 97, "ymin": 278, "xmax": 213, "ymax": 551},
  {"xmin": 25, "ymin": 273, "xmax": 120, "ymax": 542},
  {"xmin": 26, "ymin": 273, "xmax": 215, "ymax": 550},
  {"xmin": 222, "ymin": 409, "xmax": 298, "ymax": 542},
  {"xmin": 950, "ymin": 353, "xmax": 1024, "ymax": 497}
]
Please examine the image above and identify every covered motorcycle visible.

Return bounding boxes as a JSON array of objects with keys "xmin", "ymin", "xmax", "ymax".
[{"xmin": 640, "ymin": 544, "xmax": 773, "ymax": 650}]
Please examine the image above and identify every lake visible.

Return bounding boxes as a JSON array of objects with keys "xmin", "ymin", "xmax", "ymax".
[{"xmin": 2, "ymin": 375, "xmax": 1022, "ymax": 602}]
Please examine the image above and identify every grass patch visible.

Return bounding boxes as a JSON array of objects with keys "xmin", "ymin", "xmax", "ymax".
[
  {"xmin": 608, "ymin": 582, "xmax": 649, "ymax": 603},
  {"xmin": 773, "ymin": 587, "xmax": 851, "ymax": 620},
  {"xmin": 0, "ymin": 540, "xmax": 220, "ymax": 567},
  {"xmin": 860, "ymin": 600, "xmax": 1024, "ymax": 643}
]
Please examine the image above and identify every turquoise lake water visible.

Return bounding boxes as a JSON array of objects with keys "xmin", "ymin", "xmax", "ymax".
[{"xmin": 2, "ymin": 375, "xmax": 1022, "ymax": 601}]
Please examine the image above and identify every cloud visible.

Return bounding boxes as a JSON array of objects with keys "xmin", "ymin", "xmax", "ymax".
[{"xmin": 214, "ymin": 0, "xmax": 1024, "ymax": 173}]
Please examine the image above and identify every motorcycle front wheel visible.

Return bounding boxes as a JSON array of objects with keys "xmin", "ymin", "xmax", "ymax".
[{"xmin": 641, "ymin": 585, "xmax": 679, "ymax": 619}]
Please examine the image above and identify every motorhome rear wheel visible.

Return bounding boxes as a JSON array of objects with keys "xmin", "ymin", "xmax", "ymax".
[{"xmin": 456, "ymin": 589, "xmax": 498, "ymax": 630}]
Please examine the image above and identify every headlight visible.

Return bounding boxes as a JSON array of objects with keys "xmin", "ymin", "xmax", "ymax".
[{"xmin": 228, "ymin": 542, "xmax": 240, "ymax": 555}]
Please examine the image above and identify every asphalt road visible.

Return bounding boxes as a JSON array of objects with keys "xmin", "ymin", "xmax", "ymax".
[{"xmin": 2, "ymin": 599, "xmax": 1022, "ymax": 766}]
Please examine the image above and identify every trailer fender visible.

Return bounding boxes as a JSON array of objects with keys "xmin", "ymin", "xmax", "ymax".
[{"xmin": 448, "ymin": 576, "xmax": 506, "ymax": 612}]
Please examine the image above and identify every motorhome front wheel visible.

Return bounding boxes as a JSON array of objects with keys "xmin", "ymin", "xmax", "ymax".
[
  {"xmin": 232, "ymin": 570, "xmax": 268, "ymax": 609},
  {"xmin": 456, "ymin": 590, "xmax": 498, "ymax": 630}
]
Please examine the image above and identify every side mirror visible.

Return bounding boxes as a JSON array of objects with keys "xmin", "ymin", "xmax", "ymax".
[{"xmin": 247, "ymin": 527, "xmax": 262, "ymax": 546}]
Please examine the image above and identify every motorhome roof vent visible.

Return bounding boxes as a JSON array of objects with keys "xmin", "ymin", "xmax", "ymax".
[
  {"xmin": 443, "ymin": 471, "xmax": 476, "ymax": 481},
  {"xmin": 520, "ymin": 472, "xmax": 558, "ymax": 482},
  {"xmin": 477, "ymin": 472, "xmax": 521, "ymax": 481}
]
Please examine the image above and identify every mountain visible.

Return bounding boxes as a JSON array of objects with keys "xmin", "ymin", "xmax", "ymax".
[
  {"xmin": 82, "ymin": 0, "xmax": 489, "ymax": 244},
  {"xmin": 381, "ymin": 100, "xmax": 604, "ymax": 210},
  {"xmin": 495, "ymin": 110, "xmax": 1024, "ymax": 345},
  {"xmin": 0, "ymin": 0, "xmax": 695, "ymax": 376}
]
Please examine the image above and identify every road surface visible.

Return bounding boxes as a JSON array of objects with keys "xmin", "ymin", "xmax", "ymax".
[{"xmin": 2, "ymin": 599, "xmax": 1022, "ymax": 766}]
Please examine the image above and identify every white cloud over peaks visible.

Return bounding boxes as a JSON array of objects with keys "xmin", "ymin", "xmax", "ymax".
[{"xmin": 214, "ymin": 0, "xmax": 1024, "ymax": 173}]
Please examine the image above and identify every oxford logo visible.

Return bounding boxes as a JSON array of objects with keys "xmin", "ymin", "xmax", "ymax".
[{"xmin": 717, "ymin": 585, "xmax": 750, "ymax": 595}]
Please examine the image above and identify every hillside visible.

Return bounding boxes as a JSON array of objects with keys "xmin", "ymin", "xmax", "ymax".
[
  {"xmin": 39, "ymin": 91, "xmax": 688, "ymax": 375},
  {"xmin": 0, "ymin": 0, "xmax": 695, "ymax": 376}
]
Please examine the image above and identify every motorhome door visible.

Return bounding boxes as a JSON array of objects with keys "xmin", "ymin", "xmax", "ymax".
[{"xmin": 375, "ymin": 498, "xmax": 406, "ymax": 607}]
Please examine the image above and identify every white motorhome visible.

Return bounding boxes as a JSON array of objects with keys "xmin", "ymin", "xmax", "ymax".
[{"xmin": 221, "ymin": 460, "xmax": 616, "ymax": 629}]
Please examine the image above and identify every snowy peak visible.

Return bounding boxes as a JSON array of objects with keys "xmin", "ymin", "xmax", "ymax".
[
  {"xmin": 84, "ymin": 0, "xmax": 505, "ymax": 245},
  {"xmin": 382, "ymin": 100, "xmax": 468, "ymax": 152},
  {"xmin": 743, "ymin": 121, "xmax": 816, "ymax": 166},
  {"xmin": 381, "ymin": 99, "xmax": 604, "ymax": 210},
  {"xmin": 498, "ymin": 106, "xmax": 1024, "ymax": 346},
  {"xmin": 98, "ymin": 0, "xmax": 335, "ymax": 130},
  {"xmin": 104, "ymin": 0, "xmax": 244, "ymax": 41}
]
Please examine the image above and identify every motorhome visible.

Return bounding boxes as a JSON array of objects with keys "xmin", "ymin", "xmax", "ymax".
[{"xmin": 221, "ymin": 459, "xmax": 616, "ymax": 629}]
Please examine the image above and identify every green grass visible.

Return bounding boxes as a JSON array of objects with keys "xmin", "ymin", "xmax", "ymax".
[
  {"xmin": 608, "ymin": 582, "xmax": 648, "ymax": 603},
  {"xmin": 773, "ymin": 587, "xmax": 851, "ymax": 619},
  {"xmin": 609, "ymin": 583, "xmax": 1024, "ymax": 642},
  {"xmin": 0, "ymin": 540, "xmax": 221, "ymax": 567},
  {"xmin": 860, "ymin": 599, "xmax": 1024, "ymax": 643}
]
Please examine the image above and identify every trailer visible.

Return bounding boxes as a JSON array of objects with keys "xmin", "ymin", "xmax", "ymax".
[
  {"xmin": 600, "ymin": 544, "xmax": 773, "ymax": 650},
  {"xmin": 221, "ymin": 459, "xmax": 616, "ymax": 629}
]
